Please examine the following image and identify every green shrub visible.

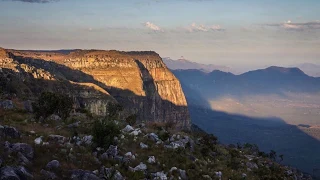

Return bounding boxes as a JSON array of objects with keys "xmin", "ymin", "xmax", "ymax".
[
  {"xmin": 32, "ymin": 92, "xmax": 73, "ymax": 120},
  {"xmin": 92, "ymin": 119, "xmax": 120, "ymax": 148},
  {"xmin": 158, "ymin": 131, "xmax": 170, "ymax": 141},
  {"xmin": 106, "ymin": 103, "xmax": 123, "ymax": 121}
]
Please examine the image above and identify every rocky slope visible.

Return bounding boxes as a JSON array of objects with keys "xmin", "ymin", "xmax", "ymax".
[
  {"xmin": 0, "ymin": 48, "xmax": 190, "ymax": 128},
  {"xmin": 0, "ymin": 108, "xmax": 313, "ymax": 180}
]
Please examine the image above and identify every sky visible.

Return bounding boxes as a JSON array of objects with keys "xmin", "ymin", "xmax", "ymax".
[{"xmin": 0, "ymin": 0, "xmax": 320, "ymax": 69}]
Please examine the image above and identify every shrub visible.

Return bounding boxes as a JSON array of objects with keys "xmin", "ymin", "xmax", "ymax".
[
  {"xmin": 158, "ymin": 131, "xmax": 170, "ymax": 141},
  {"xmin": 92, "ymin": 119, "xmax": 120, "ymax": 148},
  {"xmin": 164, "ymin": 121, "xmax": 176, "ymax": 131},
  {"xmin": 32, "ymin": 92, "xmax": 73, "ymax": 120},
  {"xmin": 125, "ymin": 114, "xmax": 137, "ymax": 126},
  {"xmin": 106, "ymin": 103, "xmax": 123, "ymax": 121}
]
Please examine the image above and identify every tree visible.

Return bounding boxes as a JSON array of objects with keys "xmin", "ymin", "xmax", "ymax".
[
  {"xmin": 269, "ymin": 150, "xmax": 277, "ymax": 161},
  {"xmin": 32, "ymin": 92, "xmax": 73, "ymax": 120},
  {"xmin": 92, "ymin": 119, "xmax": 120, "ymax": 148}
]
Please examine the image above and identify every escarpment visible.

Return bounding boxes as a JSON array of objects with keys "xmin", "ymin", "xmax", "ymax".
[{"xmin": 0, "ymin": 48, "xmax": 190, "ymax": 128}]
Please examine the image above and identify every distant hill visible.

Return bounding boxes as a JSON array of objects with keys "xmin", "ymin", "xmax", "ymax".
[
  {"xmin": 173, "ymin": 66, "xmax": 320, "ymax": 100},
  {"xmin": 295, "ymin": 63, "xmax": 320, "ymax": 77},
  {"xmin": 163, "ymin": 57, "xmax": 235, "ymax": 73}
]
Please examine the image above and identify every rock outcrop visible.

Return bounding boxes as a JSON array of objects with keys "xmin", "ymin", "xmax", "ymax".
[{"xmin": 0, "ymin": 48, "xmax": 190, "ymax": 128}]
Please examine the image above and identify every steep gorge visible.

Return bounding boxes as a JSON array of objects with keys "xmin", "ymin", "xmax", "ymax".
[{"xmin": 0, "ymin": 48, "xmax": 190, "ymax": 128}]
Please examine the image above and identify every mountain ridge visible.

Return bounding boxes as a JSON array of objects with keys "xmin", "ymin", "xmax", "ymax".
[{"xmin": 0, "ymin": 48, "xmax": 190, "ymax": 128}]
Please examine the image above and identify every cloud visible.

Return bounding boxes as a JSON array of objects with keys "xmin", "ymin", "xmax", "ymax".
[
  {"xmin": 144, "ymin": 22, "xmax": 163, "ymax": 32},
  {"xmin": 188, "ymin": 23, "xmax": 225, "ymax": 32},
  {"xmin": 264, "ymin": 20, "xmax": 320, "ymax": 31},
  {"xmin": 8, "ymin": 0, "xmax": 58, "ymax": 3}
]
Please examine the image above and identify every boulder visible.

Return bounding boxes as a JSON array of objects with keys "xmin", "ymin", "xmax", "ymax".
[
  {"xmin": 124, "ymin": 152, "xmax": 135, "ymax": 159},
  {"xmin": 246, "ymin": 162, "xmax": 258, "ymax": 169},
  {"xmin": 0, "ymin": 166, "xmax": 20, "ymax": 180},
  {"xmin": 67, "ymin": 121, "xmax": 80, "ymax": 128},
  {"xmin": 34, "ymin": 136, "xmax": 43, "ymax": 145},
  {"xmin": 5, "ymin": 142, "xmax": 34, "ymax": 160},
  {"xmin": 17, "ymin": 152, "xmax": 31, "ymax": 166},
  {"xmin": 140, "ymin": 142, "xmax": 148, "ymax": 149},
  {"xmin": 130, "ymin": 129, "xmax": 141, "ymax": 136},
  {"xmin": 0, "ymin": 166, "xmax": 33, "ymax": 180},
  {"xmin": 23, "ymin": 100, "xmax": 33, "ymax": 112},
  {"xmin": 215, "ymin": 171, "xmax": 222, "ymax": 179},
  {"xmin": 46, "ymin": 160, "xmax": 60, "ymax": 170},
  {"xmin": 0, "ymin": 100, "xmax": 14, "ymax": 109},
  {"xmin": 122, "ymin": 125, "xmax": 134, "ymax": 132},
  {"xmin": 179, "ymin": 169, "xmax": 188, "ymax": 180},
  {"xmin": 81, "ymin": 135, "xmax": 93, "ymax": 146},
  {"xmin": 70, "ymin": 169, "xmax": 100, "ymax": 180},
  {"xmin": 48, "ymin": 135, "xmax": 66, "ymax": 144},
  {"xmin": 148, "ymin": 133, "xmax": 160, "ymax": 142},
  {"xmin": 152, "ymin": 171, "xmax": 167, "ymax": 180},
  {"xmin": 0, "ymin": 125, "xmax": 20, "ymax": 139},
  {"xmin": 40, "ymin": 169, "xmax": 57, "ymax": 179},
  {"xmin": 47, "ymin": 114, "xmax": 62, "ymax": 122},
  {"xmin": 148, "ymin": 156, "xmax": 156, "ymax": 164},
  {"xmin": 131, "ymin": 162, "xmax": 147, "ymax": 171},
  {"xmin": 100, "ymin": 167, "xmax": 124, "ymax": 180}
]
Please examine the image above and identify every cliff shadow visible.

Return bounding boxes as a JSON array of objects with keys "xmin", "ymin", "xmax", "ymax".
[
  {"xmin": 1, "ymin": 55, "xmax": 190, "ymax": 128},
  {"xmin": 189, "ymin": 105, "xmax": 320, "ymax": 177}
]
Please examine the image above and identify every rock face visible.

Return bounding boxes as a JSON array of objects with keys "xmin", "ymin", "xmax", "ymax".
[{"xmin": 0, "ymin": 48, "xmax": 190, "ymax": 128}]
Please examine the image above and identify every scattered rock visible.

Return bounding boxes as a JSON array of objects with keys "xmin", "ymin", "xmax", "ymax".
[
  {"xmin": 5, "ymin": 142, "xmax": 34, "ymax": 160},
  {"xmin": 67, "ymin": 121, "xmax": 80, "ymax": 128},
  {"xmin": 130, "ymin": 162, "xmax": 147, "ymax": 171},
  {"xmin": 0, "ymin": 100, "xmax": 14, "ymax": 109},
  {"xmin": 34, "ymin": 136, "xmax": 43, "ymax": 145},
  {"xmin": 17, "ymin": 152, "xmax": 31, "ymax": 166},
  {"xmin": 0, "ymin": 166, "xmax": 33, "ymax": 180},
  {"xmin": 100, "ymin": 167, "xmax": 124, "ymax": 180},
  {"xmin": 215, "ymin": 171, "xmax": 222, "ymax": 179},
  {"xmin": 149, "ymin": 133, "xmax": 160, "ymax": 142},
  {"xmin": 81, "ymin": 135, "xmax": 93, "ymax": 146},
  {"xmin": 46, "ymin": 160, "xmax": 60, "ymax": 170},
  {"xmin": 47, "ymin": 114, "xmax": 62, "ymax": 122},
  {"xmin": 148, "ymin": 156, "xmax": 156, "ymax": 164},
  {"xmin": 169, "ymin": 167, "xmax": 178, "ymax": 172},
  {"xmin": 202, "ymin": 175, "xmax": 212, "ymax": 180},
  {"xmin": 130, "ymin": 129, "xmax": 141, "ymax": 136},
  {"xmin": 122, "ymin": 125, "xmax": 134, "ymax": 132},
  {"xmin": 152, "ymin": 171, "xmax": 167, "ymax": 180},
  {"xmin": 179, "ymin": 169, "xmax": 188, "ymax": 180},
  {"xmin": 23, "ymin": 100, "xmax": 33, "ymax": 112},
  {"xmin": 41, "ymin": 169, "xmax": 57, "ymax": 179},
  {"xmin": 48, "ymin": 135, "xmax": 66, "ymax": 144},
  {"xmin": 0, "ymin": 125, "xmax": 20, "ymax": 139},
  {"xmin": 246, "ymin": 162, "xmax": 258, "ymax": 169},
  {"xmin": 100, "ymin": 145, "xmax": 118, "ymax": 160},
  {"xmin": 70, "ymin": 169, "xmax": 100, "ymax": 180},
  {"xmin": 140, "ymin": 142, "xmax": 148, "ymax": 149},
  {"xmin": 125, "ymin": 152, "xmax": 135, "ymax": 159}
]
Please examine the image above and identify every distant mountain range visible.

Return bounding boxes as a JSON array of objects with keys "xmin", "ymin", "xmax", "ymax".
[
  {"xmin": 163, "ymin": 57, "xmax": 235, "ymax": 73},
  {"xmin": 163, "ymin": 57, "xmax": 320, "ymax": 77},
  {"xmin": 295, "ymin": 63, "xmax": 320, "ymax": 77},
  {"xmin": 172, "ymin": 66, "xmax": 320, "ymax": 102}
]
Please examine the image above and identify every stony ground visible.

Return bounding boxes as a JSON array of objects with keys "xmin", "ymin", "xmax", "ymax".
[{"xmin": 0, "ymin": 105, "xmax": 314, "ymax": 180}]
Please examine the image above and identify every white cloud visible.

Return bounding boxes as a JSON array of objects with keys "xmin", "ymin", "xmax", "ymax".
[
  {"xmin": 144, "ymin": 22, "xmax": 163, "ymax": 32},
  {"xmin": 188, "ymin": 23, "xmax": 225, "ymax": 32},
  {"xmin": 264, "ymin": 20, "xmax": 320, "ymax": 31}
]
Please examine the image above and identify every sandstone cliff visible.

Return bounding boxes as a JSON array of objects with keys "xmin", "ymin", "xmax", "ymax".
[{"xmin": 0, "ymin": 48, "xmax": 190, "ymax": 128}]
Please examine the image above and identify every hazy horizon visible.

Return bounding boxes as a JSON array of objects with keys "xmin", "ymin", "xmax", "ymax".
[{"xmin": 1, "ymin": 0, "xmax": 319, "ymax": 68}]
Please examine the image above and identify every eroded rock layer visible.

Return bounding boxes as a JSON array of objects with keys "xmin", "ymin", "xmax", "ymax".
[{"xmin": 0, "ymin": 48, "xmax": 190, "ymax": 128}]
